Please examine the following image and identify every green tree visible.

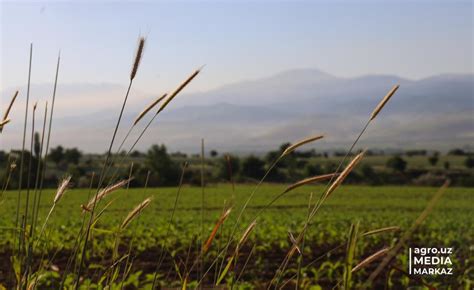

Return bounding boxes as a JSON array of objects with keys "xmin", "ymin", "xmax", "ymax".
[
  {"xmin": 305, "ymin": 163, "xmax": 322, "ymax": 176},
  {"xmin": 146, "ymin": 144, "xmax": 180, "ymax": 186},
  {"xmin": 443, "ymin": 161, "xmax": 450, "ymax": 170},
  {"xmin": 241, "ymin": 155, "xmax": 265, "ymax": 179},
  {"xmin": 64, "ymin": 148, "xmax": 82, "ymax": 165},
  {"xmin": 49, "ymin": 146, "xmax": 64, "ymax": 164},
  {"xmin": 218, "ymin": 154, "xmax": 240, "ymax": 180},
  {"xmin": 386, "ymin": 156, "xmax": 407, "ymax": 172},
  {"xmin": 428, "ymin": 152, "xmax": 439, "ymax": 166},
  {"xmin": 465, "ymin": 156, "xmax": 474, "ymax": 169}
]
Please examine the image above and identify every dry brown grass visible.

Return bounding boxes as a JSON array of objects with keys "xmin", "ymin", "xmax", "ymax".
[
  {"xmin": 130, "ymin": 37, "xmax": 145, "ymax": 81},
  {"xmin": 156, "ymin": 67, "xmax": 202, "ymax": 115},
  {"xmin": 53, "ymin": 175, "xmax": 71, "ymax": 204},
  {"xmin": 202, "ymin": 208, "xmax": 232, "ymax": 254},
  {"xmin": 83, "ymin": 178, "xmax": 133, "ymax": 212},
  {"xmin": 120, "ymin": 197, "xmax": 152, "ymax": 229},
  {"xmin": 361, "ymin": 226, "xmax": 400, "ymax": 237},
  {"xmin": 324, "ymin": 151, "xmax": 365, "ymax": 200},
  {"xmin": 134, "ymin": 93, "xmax": 167, "ymax": 125},
  {"xmin": 370, "ymin": 85, "xmax": 399, "ymax": 121},
  {"xmin": 352, "ymin": 247, "xmax": 389, "ymax": 273},
  {"xmin": 283, "ymin": 173, "xmax": 338, "ymax": 194},
  {"xmin": 3, "ymin": 90, "xmax": 18, "ymax": 121},
  {"xmin": 281, "ymin": 135, "xmax": 324, "ymax": 157}
]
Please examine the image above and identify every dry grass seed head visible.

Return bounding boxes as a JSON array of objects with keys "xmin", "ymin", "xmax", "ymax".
[
  {"xmin": 236, "ymin": 221, "xmax": 257, "ymax": 253},
  {"xmin": 3, "ymin": 90, "xmax": 18, "ymax": 121},
  {"xmin": 352, "ymin": 247, "xmax": 390, "ymax": 273},
  {"xmin": 370, "ymin": 85, "xmax": 399, "ymax": 121},
  {"xmin": 282, "ymin": 135, "xmax": 324, "ymax": 157},
  {"xmin": 121, "ymin": 197, "xmax": 152, "ymax": 229},
  {"xmin": 156, "ymin": 67, "xmax": 202, "ymax": 115},
  {"xmin": 130, "ymin": 37, "xmax": 145, "ymax": 80},
  {"xmin": 202, "ymin": 207, "xmax": 232, "ymax": 254},
  {"xmin": 54, "ymin": 175, "xmax": 72, "ymax": 204},
  {"xmin": 134, "ymin": 93, "xmax": 167, "ymax": 125},
  {"xmin": 325, "ymin": 151, "xmax": 365, "ymax": 199},
  {"xmin": 84, "ymin": 177, "xmax": 133, "ymax": 211},
  {"xmin": 284, "ymin": 173, "xmax": 338, "ymax": 193}
]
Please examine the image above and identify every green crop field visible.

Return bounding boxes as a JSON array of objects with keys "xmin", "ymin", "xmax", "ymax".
[{"xmin": 1, "ymin": 184, "xmax": 472, "ymax": 289}]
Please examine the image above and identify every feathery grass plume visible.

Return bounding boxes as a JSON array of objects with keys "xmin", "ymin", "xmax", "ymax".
[
  {"xmin": 83, "ymin": 178, "xmax": 133, "ymax": 212},
  {"xmin": 361, "ymin": 226, "xmax": 400, "ymax": 237},
  {"xmin": 281, "ymin": 135, "xmax": 324, "ymax": 157},
  {"xmin": 2, "ymin": 90, "xmax": 18, "ymax": 125},
  {"xmin": 370, "ymin": 85, "xmax": 399, "ymax": 121},
  {"xmin": 283, "ymin": 173, "xmax": 338, "ymax": 194},
  {"xmin": 202, "ymin": 208, "xmax": 232, "ymax": 254},
  {"xmin": 351, "ymin": 247, "xmax": 389, "ymax": 273},
  {"xmin": 133, "ymin": 93, "xmax": 167, "ymax": 125},
  {"xmin": 156, "ymin": 67, "xmax": 203, "ymax": 115},
  {"xmin": 53, "ymin": 176, "xmax": 71, "ymax": 204},
  {"xmin": 324, "ymin": 151, "xmax": 365, "ymax": 200},
  {"xmin": 130, "ymin": 37, "xmax": 145, "ymax": 81},
  {"xmin": 120, "ymin": 197, "xmax": 152, "ymax": 229},
  {"xmin": 38, "ymin": 176, "xmax": 72, "ymax": 238}
]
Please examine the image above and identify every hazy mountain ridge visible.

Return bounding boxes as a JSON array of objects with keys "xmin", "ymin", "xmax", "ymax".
[{"xmin": 1, "ymin": 69, "xmax": 472, "ymax": 152}]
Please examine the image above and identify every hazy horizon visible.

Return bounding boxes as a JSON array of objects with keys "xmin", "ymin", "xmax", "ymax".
[{"xmin": 1, "ymin": 0, "xmax": 473, "ymax": 153}]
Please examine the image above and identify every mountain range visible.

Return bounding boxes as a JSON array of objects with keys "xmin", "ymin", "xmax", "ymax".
[{"xmin": 1, "ymin": 69, "xmax": 473, "ymax": 153}]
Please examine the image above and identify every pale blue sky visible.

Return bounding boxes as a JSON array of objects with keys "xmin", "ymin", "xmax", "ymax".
[{"xmin": 1, "ymin": 0, "xmax": 473, "ymax": 93}]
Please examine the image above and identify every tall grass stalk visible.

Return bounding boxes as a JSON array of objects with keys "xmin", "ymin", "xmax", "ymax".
[
  {"xmin": 22, "ymin": 101, "xmax": 37, "ymax": 287},
  {"xmin": 366, "ymin": 180, "xmax": 450, "ymax": 285},
  {"xmin": 209, "ymin": 135, "xmax": 325, "ymax": 283},
  {"xmin": 30, "ymin": 102, "xmax": 48, "ymax": 236},
  {"xmin": 35, "ymin": 52, "xmax": 61, "ymax": 235},
  {"xmin": 268, "ymin": 86, "xmax": 398, "ymax": 288},
  {"xmin": 108, "ymin": 163, "xmax": 135, "ymax": 285},
  {"xmin": 101, "ymin": 68, "xmax": 202, "ymax": 192},
  {"xmin": 59, "ymin": 172, "xmax": 95, "ymax": 289},
  {"xmin": 119, "ymin": 169, "xmax": 150, "ymax": 289},
  {"xmin": 15, "ymin": 44, "xmax": 33, "ymax": 257},
  {"xmin": 200, "ymin": 138, "xmax": 205, "ymax": 286},
  {"xmin": 151, "ymin": 163, "xmax": 187, "ymax": 288},
  {"xmin": 296, "ymin": 191, "xmax": 313, "ymax": 289},
  {"xmin": 75, "ymin": 37, "xmax": 145, "ymax": 289}
]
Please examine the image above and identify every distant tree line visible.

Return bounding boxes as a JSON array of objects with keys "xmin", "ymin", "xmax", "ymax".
[{"xmin": 1, "ymin": 137, "xmax": 473, "ymax": 189}]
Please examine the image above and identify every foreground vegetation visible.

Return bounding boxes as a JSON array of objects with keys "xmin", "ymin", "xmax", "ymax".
[
  {"xmin": 1, "ymin": 184, "xmax": 472, "ymax": 288},
  {"xmin": 2, "ymin": 36, "xmax": 471, "ymax": 289}
]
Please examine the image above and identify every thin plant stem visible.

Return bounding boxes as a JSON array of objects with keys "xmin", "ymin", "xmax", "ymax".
[
  {"xmin": 22, "ymin": 102, "xmax": 37, "ymax": 288},
  {"xmin": 75, "ymin": 79, "xmax": 133, "ymax": 289},
  {"xmin": 36, "ymin": 52, "xmax": 61, "ymax": 233},
  {"xmin": 59, "ymin": 172, "xmax": 95, "ymax": 289},
  {"xmin": 151, "ymin": 164, "xmax": 187, "ymax": 289},
  {"xmin": 15, "ymin": 43, "xmax": 33, "ymax": 256},
  {"xmin": 30, "ymin": 102, "xmax": 48, "ymax": 237}
]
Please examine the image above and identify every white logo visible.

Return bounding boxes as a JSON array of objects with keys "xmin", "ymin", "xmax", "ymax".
[{"xmin": 409, "ymin": 247, "xmax": 453, "ymax": 275}]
